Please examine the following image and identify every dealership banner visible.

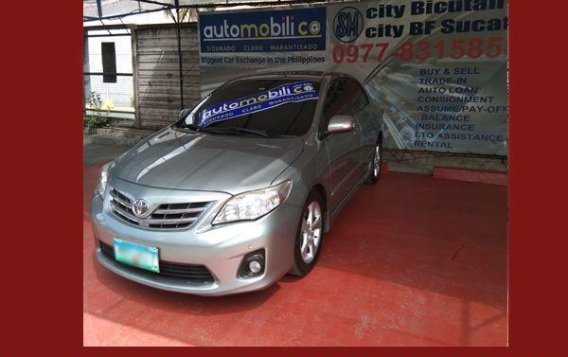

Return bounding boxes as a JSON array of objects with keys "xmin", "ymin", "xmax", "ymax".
[{"xmin": 198, "ymin": 0, "xmax": 509, "ymax": 155}]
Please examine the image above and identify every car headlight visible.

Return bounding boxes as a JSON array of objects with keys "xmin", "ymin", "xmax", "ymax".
[
  {"xmin": 96, "ymin": 161, "xmax": 112, "ymax": 197},
  {"xmin": 213, "ymin": 181, "xmax": 293, "ymax": 225}
]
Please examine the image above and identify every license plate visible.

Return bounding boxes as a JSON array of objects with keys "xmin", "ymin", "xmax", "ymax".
[{"xmin": 113, "ymin": 238, "xmax": 159, "ymax": 273}]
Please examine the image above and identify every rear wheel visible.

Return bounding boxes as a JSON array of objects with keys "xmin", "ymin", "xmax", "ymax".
[
  {"xmin": 289, "ymin": 190, "xmax": 324, "ymax": 276},
  {"xmin": 366, "ymin": 137, "xmax": 382, "ymax": 184}
]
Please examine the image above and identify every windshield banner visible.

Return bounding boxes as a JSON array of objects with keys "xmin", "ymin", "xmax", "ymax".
[
  {"xmin": 198, "ymin": 1, "xmax": 509, "ymax": 156},
  {"xmin": 198, "ymin": 81, "xmax": 318, "ymax": 127}
]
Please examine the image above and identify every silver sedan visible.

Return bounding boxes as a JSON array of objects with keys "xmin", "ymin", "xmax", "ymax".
[{"xmin": 91, "ymin": 71, "xmax": 384, "ymax": 296}]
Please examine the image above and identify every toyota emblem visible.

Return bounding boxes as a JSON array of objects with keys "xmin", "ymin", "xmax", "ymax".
[{"xmin": 133, "ymin": 199, "xmax": 151, "ymax": 218}]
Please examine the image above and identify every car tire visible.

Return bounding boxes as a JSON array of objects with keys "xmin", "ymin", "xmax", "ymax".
[
  {"xmin": 366, "ymin": 137, "xmax": 383, "ymax": 185},
  {"xmin": 289, "ymin": 190, "xmax": 325, "ymax": 277}
]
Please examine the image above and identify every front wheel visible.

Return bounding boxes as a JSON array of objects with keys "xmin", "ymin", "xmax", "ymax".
[
  {"xmin": 289, "ymin": 191, "xmax": 325, "ymax": 277},
  {"xmin": 366, "ymin": 138, "xmax": 383, "ymax": 184}
]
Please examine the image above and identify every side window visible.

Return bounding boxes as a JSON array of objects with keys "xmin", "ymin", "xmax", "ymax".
[
  {"xmin": 343, "ymin": 79, "xmax": 369, "ymax": 114},
  {"xmin": 351, "ymin": 80, "xmax": 369, "ymax": 112},
  {"xmin": 322, "ymin": 79, "xmax": 341, "ymax": 126},
  {"xmin": 322, "ymin": 78, "xmax": 368, "ymax": 128}
]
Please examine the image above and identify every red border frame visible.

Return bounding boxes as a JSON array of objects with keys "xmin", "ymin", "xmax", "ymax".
[{"xmin": 4, "ymin": 0, "xmax": 566, "ymax": 356}]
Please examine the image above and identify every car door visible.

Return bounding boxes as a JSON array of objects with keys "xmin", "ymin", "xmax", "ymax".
[
  {"xmin": 321, "ymin": 78, "xmax": 364, "ymax": 210},
  {"xmin": 349, "ymin": 79, "xmax": 377, "ymax": 176}
]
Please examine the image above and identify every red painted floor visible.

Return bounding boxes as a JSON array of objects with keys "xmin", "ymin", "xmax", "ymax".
[{"xmin": 83, "ymin": 163, "xmax": 508, "ymax": 346}]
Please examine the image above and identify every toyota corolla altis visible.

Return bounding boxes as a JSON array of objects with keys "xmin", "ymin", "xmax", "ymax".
[{"xmin": 92, "ymin": 71, "xmax": 384, "ymax": 296}]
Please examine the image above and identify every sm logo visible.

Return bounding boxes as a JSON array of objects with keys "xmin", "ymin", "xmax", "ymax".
[{"xmin": 333, "ymin": 7, "xmax": 364, "ymax": 43}]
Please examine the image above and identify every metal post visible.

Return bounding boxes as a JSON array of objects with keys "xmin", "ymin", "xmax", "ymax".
[
  {"xmin": 83, "ymin": 31, "xmax": 91, "ymax": 107},
  {"xmin": 96, "ymin": 0, "xmax": 103, "ymax": 18},
  {"xmin": 174, "ymin": 0, "xmax": 184, "ymax": 109},
  {"xmin": 131, "ymin": 26, "xmax": 141, "ymax": 128}
]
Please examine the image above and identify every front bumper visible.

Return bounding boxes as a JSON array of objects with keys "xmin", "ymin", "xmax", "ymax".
[{"xmin": 91, "ymin": 179, "xmax": 302, "ymax": 296}]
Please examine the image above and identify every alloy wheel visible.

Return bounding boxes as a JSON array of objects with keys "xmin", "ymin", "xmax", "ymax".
[{"xmin": 300, "ymin": 201, "xmax": 322, "ymax": 264}]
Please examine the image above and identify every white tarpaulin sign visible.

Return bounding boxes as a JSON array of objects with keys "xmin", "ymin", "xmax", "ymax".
[{"xmin": 198, "ymin": 0, "xmax": 509, "ymax": 155}]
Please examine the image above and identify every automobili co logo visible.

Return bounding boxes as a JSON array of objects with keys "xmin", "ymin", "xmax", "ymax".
[
  {"xmin": 201, "ymin": 12, "xmax": 322, "ymax": 41},
  {"xmin": 333, "ymin": 6, "xmax": 364, "ymax": 43}
]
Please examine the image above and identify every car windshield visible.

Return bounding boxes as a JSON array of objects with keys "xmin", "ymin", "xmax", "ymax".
[{"xmin": 177, "ymin": 78, "xmax": 321, "ymax": 137}]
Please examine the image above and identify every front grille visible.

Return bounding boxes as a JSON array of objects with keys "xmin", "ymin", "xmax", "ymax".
[
  {"xmin": 99, "ymin": 241, "xmax": 215, "ymax": 284},
  {"xmin": 109, "ymin": 188, "xmax": 211, "ymax": 229}
]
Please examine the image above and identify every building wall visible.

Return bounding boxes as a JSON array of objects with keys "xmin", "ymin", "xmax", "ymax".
[{"xmin": 133, "ymin": 23, "xmax": 201, "ymax": 129}]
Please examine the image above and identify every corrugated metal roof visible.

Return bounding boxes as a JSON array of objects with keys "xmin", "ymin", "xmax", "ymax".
[{"xmin": 83, "ymin": 0, "xmax": 325, "ymax": 21}]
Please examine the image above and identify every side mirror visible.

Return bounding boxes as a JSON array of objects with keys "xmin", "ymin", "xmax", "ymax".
[{"xmin": 327, "ymin": 115, "xmax": 355, "ymax": 134}]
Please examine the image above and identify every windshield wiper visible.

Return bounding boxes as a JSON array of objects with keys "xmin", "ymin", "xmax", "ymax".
[
  {"xmin": 227, "ymin": 127, "xmax": 270, "ymax": 137},
  {"xmin": 177, "ymin": 124, "xmax": 270, "ymax": 137},
  {"xmin": 200, "ymin": 127, "xmax": 270, "ymax": 137},
  {"xmin": 177, "ymin": 123, "xmax": 221, "ymax": 134}
]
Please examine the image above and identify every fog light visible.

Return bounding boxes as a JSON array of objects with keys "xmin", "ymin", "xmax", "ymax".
[
  {"xmin": 238, "ymin": 249, "xmax": 265, "ymax": 278},
  {"xmin": 249, "ymin": 260, "xmax": 262, "ymax": 274}
]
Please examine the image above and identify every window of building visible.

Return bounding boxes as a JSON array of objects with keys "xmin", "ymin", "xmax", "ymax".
[{"xmin": 101, "ymin": 42, "xmax": 117, "ymax": 83}]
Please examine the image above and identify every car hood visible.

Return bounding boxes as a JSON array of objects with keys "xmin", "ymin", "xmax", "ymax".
[{"xmin": 111, "ymin": 127, "xmax": 304, "ymax": 194}]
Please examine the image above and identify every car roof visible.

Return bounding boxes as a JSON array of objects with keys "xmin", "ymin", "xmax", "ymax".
[{"xmin": 225, "ymin": 71, "xmax": 352, "ymax": 83}]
